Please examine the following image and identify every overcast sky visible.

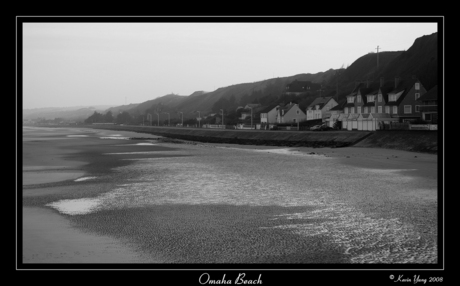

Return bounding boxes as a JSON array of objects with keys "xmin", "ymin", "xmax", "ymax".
[{"xmin": 22, "ymin": 21, "xmax": 438, "ymax": 109}]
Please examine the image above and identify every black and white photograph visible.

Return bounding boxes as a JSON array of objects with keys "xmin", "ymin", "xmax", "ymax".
[{"xmin": 17, "ymin": 16, "xmax": 443, "ymax": 281}]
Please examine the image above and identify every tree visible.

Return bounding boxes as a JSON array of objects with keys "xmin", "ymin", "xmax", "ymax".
[
  {"xmin": 103, "ymin": 111, "xmax": 113, "ymax": 123},
  {"xmin": 84, "ymin": 111, "xmax": 104, "ymax": 124},
  {"xmin": 115, "ymin": 111, "xmax": 133, "ymax": 124},
  {"xmin": 212, "ymin": 97, "xmax": 230, "ymax": 113}
]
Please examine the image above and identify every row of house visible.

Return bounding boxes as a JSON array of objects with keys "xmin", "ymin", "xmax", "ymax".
[
  {"xmin": 230, "ymin": 77, "xmax": 438, "ymax": 131},
  {"xmin": 325, "ymin": 78, "xmax": 438, "ymax": 131}
]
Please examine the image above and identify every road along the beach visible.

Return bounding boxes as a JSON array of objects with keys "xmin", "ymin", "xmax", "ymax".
[{"xmin": 21, "ymin": 127, "xmax": 438, "ymax": 264}]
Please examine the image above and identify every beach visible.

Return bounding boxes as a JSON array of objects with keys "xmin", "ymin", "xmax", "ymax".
[{"xmin": 21, "ymin": 126, "xmax": 438, "ymax": 264}]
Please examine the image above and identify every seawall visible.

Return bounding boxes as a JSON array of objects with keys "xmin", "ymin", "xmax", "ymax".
[
  {"xmin": 87, "ymin": 125, "xmax": 372, "ymax": 148},
  {"xmin": 74, "ymin": 125, "xmax": 438, "ymax": 153},
  {"xmin": 354, "ymin": 130, "xmax": 438, "ymax": 154}
]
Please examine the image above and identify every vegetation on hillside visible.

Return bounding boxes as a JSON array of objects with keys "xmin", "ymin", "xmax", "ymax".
[{"xmin": 82, "ymin": 32, "xmax": 438, "ymax": 126}]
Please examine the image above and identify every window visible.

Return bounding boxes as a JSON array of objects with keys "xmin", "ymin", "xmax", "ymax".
[
  {"xmin": 293, "ymin": 118, "xmax": 297, "ymax": 123},
  {"xmin": 415, "ymin": 93, "xmax": 420, "ymax": 100},
  {"xmin": 357, "ymin": 96, "xmax": 361, "ymax": 103},
  {"xmin": 345, "ymin": 107, "xmax": 348, "ymax": 114},
  {"xmin": 364, "ymin": 107, "xmax": 368, "ymax": 114},
  {"xmin": 385, "ymin": 106, "xmax": 390, "ymax": 114},
  {"xmin": 389, "ymin": 94, "xmax": 397, "ymax": 102},
  {"xmin": 367, "ymin": 95, "xmax": 374, "ymax": 102},
  {"xmin": 378, "ymin": 106, "xmax": 382, "ymax": 113},
  {"xmin": 357, "ymin": 106, "xmax": 361, "ymax": 114},
  {"xmin": 370, "ymin": 106, "xmax": 375, "ymax": 113},
  {"xmin": 415, "ymin": 83, "xmax": 420, "ymax": 90},
  {"xmin": 378, "ymin": 94, "xmax": 382, "ymax": 102},
  {"xmin": 296, "ymin": 110, "xmax": 300, "ymax": 114},
  {"xmin": 347, "ymin": 97, "xmax": 354, "ymax": 103},
  {"xmin": 393, "ymin": 106, "xmax": 398, "ymax": 114},
  {"xmin": 415, "ymin": 105, "xmax": 420, "ymax": 112},
  {"xmin": 351, "ymin": 107, "xmax": 355, "ymax": 114},
  {"xmin": 404, "ymin": 105, "xmax": 412, "ymax": 114}
]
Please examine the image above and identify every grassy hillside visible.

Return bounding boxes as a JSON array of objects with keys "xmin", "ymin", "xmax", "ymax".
[
  {"xmin": 120, "ymin": 70, "xmax": 337, "ymax": 120},
  {"xmin": 377, "ymin": 32, "xmax": 438, "ymax": 91},
  {"xmin": 90, "ymin": 32, "xmax": 438, "ymax": 122},
  {"xmin": 104, "ymin": 103, "xmax": 139, "ymax": 115}
]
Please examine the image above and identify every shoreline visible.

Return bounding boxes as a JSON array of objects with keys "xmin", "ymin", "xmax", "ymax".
[
  {"xmin": 23, "ymin": 207, "xmax": 151, "ymax": 263},
  {"xmin": 22, "ymin": 127, "xmax": 162, "ymax": 263},
  {"xmin": 21, "ymin": 126, "xmax": 438, "ymax": 264}
]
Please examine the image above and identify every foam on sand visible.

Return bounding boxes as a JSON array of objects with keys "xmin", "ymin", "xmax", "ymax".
[
  {"xmin": 99, "ymin": 136, "xmax": 130, "ymax": 140},
  {"xmin": 46, "ymin": 198, "xmax": 102, "ymax": 215},
  {"xmin": 74, "ymin": 176, "xmax": 97, "ymax": 182}
]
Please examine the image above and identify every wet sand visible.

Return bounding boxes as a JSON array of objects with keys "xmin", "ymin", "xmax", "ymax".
[
  {"xmin": 21, "ymin": 127, "xmax": 438, "ymax": 265},
  {"xmin": 23, "ymin": 207, "xmax": 150, "ymax": 263},
  {"xmin": 22, "ymin": 127, "xmax": 162, "ymax": 264}
]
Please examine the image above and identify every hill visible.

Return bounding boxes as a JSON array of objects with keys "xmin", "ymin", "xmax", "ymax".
[
  {"xmin": 377, "ymin": 32, "xmax": 438, "ymax": 91},
  {"xmin": 126, "ymin": 93, "xmax": 188, "ymax": 116},
  {"xmin": 90, "ymin": 32, "xmax": 438, "ymax": 122},
  {"xmin": 104, "ymin": 103, "xmax": 140, "ymax": 115},
  {"xmin": 23, "ymin": 105, "xmax": 115, "ymax": 121},
  {"xmin": 322, "ymin": 32, "xmax": 438, "ymax": 101},
  {"xmin": 134, "ymin": 69, "xmax": 338, "ymax": 119}
]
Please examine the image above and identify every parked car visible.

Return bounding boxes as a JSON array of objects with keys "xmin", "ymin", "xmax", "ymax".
[
  {"xmin": 320, "ymin": 125, "xmax": 333, "ymax": 131},
  {"xmin": 311, "ymin": 124, "xmax": 333, "ymax": 131},
  {"xmin": 310, "ymin": 125, "xmax": 322, "ymax": 131}
]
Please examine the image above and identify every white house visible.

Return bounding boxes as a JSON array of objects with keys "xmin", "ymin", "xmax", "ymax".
[
  {"xmin": 260, "ymin": 105, "xmax": 279, "ymax": 124},
  {"xmin": 306, "ymin": 97, "xmax": 338, "ymax": 121},
  {"xmin": 279, "ymin": 103, "xmax": 305, "ymax": 123}
]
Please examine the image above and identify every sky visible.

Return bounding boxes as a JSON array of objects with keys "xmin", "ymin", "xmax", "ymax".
[{"xmin": 22, "ymin": 20, "xmax": 438, "ymax": 109}]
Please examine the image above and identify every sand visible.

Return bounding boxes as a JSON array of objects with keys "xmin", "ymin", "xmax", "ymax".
[
  {"xmin": 20, "ymin": 126, "xmax": 438, "ymax": 265},
  {"xmin": 21, "ymin": 127, "xmax": 159, "ymax": 264},
  {"xmin": 22, "ymin": 207, "xmax": 149, "ymax": 263}
]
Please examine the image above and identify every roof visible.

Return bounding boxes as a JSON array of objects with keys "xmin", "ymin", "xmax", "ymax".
[
  {"xmin": 308, "ymin": 96, "xmax": 332, "ymax": 108},
  {"xmin": 346, "ymin": 92, "xmax": 358, "ymax": 97},
  {"xmin": 344, "ymin": 113, "xmax": 360, "ymax": 120},
  {"xmin": 358, "ymin": 87, "xmax": 377, "ymax": 97},
  {"xmin": 417, "ymin": 85, "xmax": 437, "ymax": 102},
  {"xmin": 385, "ymin": 89, "xmax": 406, "ymax": 106},
  {"xmin": 384, "ymin": 78, "xmax": 420, "ymax": 106},
  {"xmin": 259, "ymin": 104, "xmax": 279, "ymax": 114},
  {"xmin": 330, "ymin": 99, "xmax": 346, "ymax": 111},
  {"xmin": 358, "ymin": 114, "xmax": 370, "ymax": 119},
  {"xmin": 281, "ymin": 102, "xmax": 298, "ymax": 113},
  {"xmin": 378, "ymin": 81, "xmax": 397, "ymax": 103}
]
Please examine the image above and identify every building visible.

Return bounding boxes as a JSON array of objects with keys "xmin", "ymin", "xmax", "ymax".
[
  {"xmin": 417, "ymin": 85, "xmax": 438, "ymax": 123},
  {"xmin": 383, "ymin": 77, "xmax": 427, "ymax": 122},
  {"xmin": 279, "ymin": 102, "xmax": 305, "ymax": 123},
  {"xmin": 260, "ymin": 105, "xmax": 279, "ymax": 124},
  {"xmin": 285, "ymin": 80, "xmax": 321, "ymax": 95},
  {"xmin": 343, "ymin": 83, "xmax": 377, "ymax": 115},
  {"xmin": 306, "ymin": 97, "xmax": 338, "ymax": 121},
  {"xmin": 325, "ymin": 99, "xmax": 346, "ymax": 127}
]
